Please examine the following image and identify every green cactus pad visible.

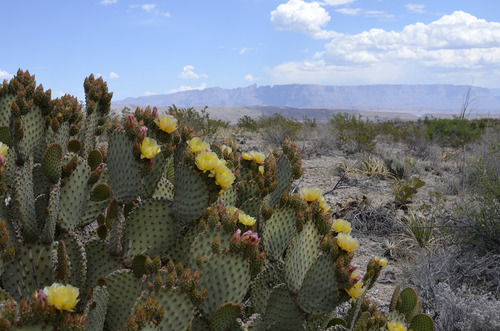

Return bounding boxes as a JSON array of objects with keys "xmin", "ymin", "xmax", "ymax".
[
  {"xmin": 41, "ymin": 180, "xmax": 60, "ymax": 244},
  {"xmin": 87, "ymin": 149, "xmax": 103, "ymax": 171},
  {"xmin": 198, "ymin": 251, "xmax": 251, "ymax": 319},
  {"xmin": 107, "ymin": 130, "xmax": 141, "ymax": 204},
  {"xmin": 283, "ymin": 221, "xmax": 321, "ymax": 294},
  {"xmin": 84, "ymin": 285, "xmax": 109, "ymax": 331},
  {"xmin": 239, "ymin": 197, "xmax": 261, "ymax": 218},
  {"xmin": 58, "ymin": 156, "xmax": 91, "ymax": 232},
  {"xmin": 397, "ymin": 287, "xmax": 418, "ymax": 313},
  {"xmin": 165, "ymin": 154, "xmax": 175, "ymax": 183},
  {"xmin": 251, "ymin": 261, "xmax": 285, "ymax": 314},
  {"xmin": 263, "ymin": 283, "xmax": 304, "ymax": 331},
  {"xmin": 131, "ymin": 254, "xmax": 150, "ymax": 278},
  {"xmin": 172, "ymin": 163, "xmax": 210, "ymax": 225},
  {"xmin": 2, "ymin": 243, "xmax": 55, "ymax": 302},
  {"xmin": 237, "ymin": 180, "xmax": 260, "ymax": 205},
  {"xmin": 90, "ymin": 183, "xmax": 111, "ymax": 202},
  {"xmin": 84, "ymin": 239, "xmax": 123, "ymax": 296},
  {"xmin": 0, "ymin": 125, "xmax": 11, "ymax": 147},
  {"xmin": 105, "ymin": 269, "xmax": 143, "ymax": 331},
  {"xmin": 188, "ymin": 227, "xmax": 231, "ymax": 270},
  {"xmin": 141, "ymin": 150, "xmax": 166, "ymax": 199},
  {"xmin": 262, "ymin": 208, "xmax": 296, "ymax": 261},
  {"xmin": 61, "ymin": 233, "xmax": 87, "ymax": 290},
  {"xmin": 216, "ymin": 185, "xmax": 237, "ymax": 207},
  {"xmin": 12, "ymin": 162, "xmax": 38, "ymax": 242},
  {"xmin": 150, "ymin": 289, "xmax": 195, "ymax": 330},
  {"xmin": 210, "ymin": 302, "xmax": 241, "ymax": 331},
  {"xmin": 164, "ymin": 224, "xmax": 200, "ymax": 265},
  {"xmin": 67, "ymin": 139, "xmax": 82, "ymax": 154},
  {"xmin": 41, "ymin": 143, "xmax": 63, "ymax": 184},
  {"xmin": 123, "ymin": 197, "xmax": 178, "ymax": 262},
  {"xmin": 297, "ymin": 254, "xmax": 341, "ymax": 314},
  {"xmin": 15, "ymin": 105, "xmax": 44, "ymax": 162},
  {"xmin": 389, "ymin": 283, "xmax": 401, "ymax": 312},
  {"xmin": 409, "ymin": 313, "xmax": 434, "ymax": 331},
  {"xmin": 0, "ymin": 94, "xmax": 15, "ymax": 125},
  {"xmin": 153, "ymin": 178, "xmax": 175, "ymax": 199},
  {"xmin": 82, "ymin": 112, "xmax": 98, "ymax": 158},
  {"xmin": 270, "ymin": 155, "xmax": 292, "ymax": 206}
]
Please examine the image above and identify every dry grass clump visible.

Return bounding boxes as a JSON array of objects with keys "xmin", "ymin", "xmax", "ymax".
[{"xmin": 343, "ymin": 204, "xmax": 401, "ymax": 236}]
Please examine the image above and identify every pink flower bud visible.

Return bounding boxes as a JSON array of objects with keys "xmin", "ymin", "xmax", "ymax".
[
  {"xmin": 126, "ymin": 114, "xmax": 136, "ymax": 130},
  {"xmin": 249, "ymin": 232, "xmax": 261, "ymax": 245},
  {"xmin": 205, "ymin": 148, "xmax": 212, "ymax": 152},
  {"xmin": 0, "ymin": 156, "xmax": 4, "ymax": 164},
  {"xmin": 152, "ymin": 106, "xmax": 158, "ymax": 118},
  {"xmin": 138, "ymin": 126, "xmax": 148, "ymax": 141},
  {"xmin": 230, "ymin": 229, "xmax": 241, "ymax": 244}
]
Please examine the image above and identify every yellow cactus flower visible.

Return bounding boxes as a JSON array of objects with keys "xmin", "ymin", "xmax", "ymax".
[
  {"xmin": 212, "ymin": 159, "xmax": 229, "ymax": 177},
  {"xmin": 337, "ymin": 233, "xmax": 359, "ymax": 252},
  {"xmin": 259, "ymin": 165, "xmax": 264, "ymax": 175},
  {"xmin": 43, "ymin": 283, "xmax": 80, "ymax": 312},
  {"xmin": 215, "ymin": 168, "xmax": 235, "ymax": 190},
  {"xmin": 239, "ymin": 212, "xmax": 256, "ymax": 226},
  {"xmin": 332, "ymin": 219, "xmax": 352, "ymax": 234},
  {"xmin": 241, "ymin": 152, "xmax": 252, "ymax": 161},
  {"xmin": 347, "ymin": 280, "xmax": 364, "ymax": 299},
  {"xmin": 0, "ymin": 142, "xmax": 8, "ymax": 157},
  {"xmin": 155, "ymin": 114, "xmax": 178, "ymax": 133},
  {"xmin": 226, "ymin": 205, "xmax": 239, "ymax": 216},
  {"xmin": 299, "ymin": 187, "xmax": 323, "ymax": 202},
  {"xmin": 375, "ymin": 256, "xmax": 388, "ymax": 267},
  {"xmin": 188, "ymin": 137, "xmax": 209, "ymax": 153},
  {"xmin": 140, "ymin": 137, "xmax": 161, "ymax": 159},
  {"xmin": 195, "ymin": 151, "xmax": 219, "ymax": 173},
  {"xmin": 252, "ymin": 152, "xmax": 265, "ymax": 164},
  {"xmin": 318, "ymin": 196, "xmax": 331, "ymax": 213},
  {"xmin": 387, "ymin": 321, "xmax": 407, "ymax": 331},
  {"xmin": 222, "ymin": 144, "xmax": 232, "ymax": 154}
]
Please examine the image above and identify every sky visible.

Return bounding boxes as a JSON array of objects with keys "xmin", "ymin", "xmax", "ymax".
[{"xmin": 1, "ymin": 0, "xmax": 500, "ymax": 101}]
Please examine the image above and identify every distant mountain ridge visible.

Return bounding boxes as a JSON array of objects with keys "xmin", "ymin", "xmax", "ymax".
[{"xmin": 115, "ymin": 84, "xmax": 500, "ymax": 114}]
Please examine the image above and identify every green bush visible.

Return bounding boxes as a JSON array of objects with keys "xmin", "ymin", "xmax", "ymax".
[
  {"xmin": 258, "ymin": 113, "xmax": 303, "ymax": 147},
  {"xmin": 425, "ymin": 117, "xmax": 486, "ymax": 148},
  {"xmin": 330, "ymin": 113, "xmax": 377, "ymax": 153},
  {"xmin": 171, "ymin": 105, "xmax": 229, "ymax": 137},
  {"xmin": 237, "ymin": 115, "xmax": 259, "ymax": 132}
]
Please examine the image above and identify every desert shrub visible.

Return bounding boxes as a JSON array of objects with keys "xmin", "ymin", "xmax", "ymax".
[
  {"xmin": 237, "ymin": 115, "xmax": 259, "ymax": 132},
  {"xmin": 391, "ymin": 176, "xmax": 425, "ymax": 208},
  {"xmin": 345, "ymin": 204, "xmax": 401, "ymax": 235},
  {"xmin": 330, "ymin": 113, "xmax": 377, "ymax": 153},
  {"xmin": 361, "ymin": 155, "xmax": 391, "ymax": 178},
  {"xmin": 171, "ymin": 105, "xmax": 229, "ymax": 137},
  {"xmin": 257, "ymin": 113, "xmax": 303, "ymax": 147},
  {"xmin": 425, "ymin": 117, "xmax": 486, "ymax": 148}
]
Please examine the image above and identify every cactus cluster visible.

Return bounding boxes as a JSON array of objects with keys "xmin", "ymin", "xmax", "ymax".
[{"xmin": 0, "ymin": 70, "xmax": 433, "ymax": 330}]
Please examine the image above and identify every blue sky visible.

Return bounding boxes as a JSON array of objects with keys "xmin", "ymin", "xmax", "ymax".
[{"xmin": 1, "ymin": 0, "xmax": 499, "ymax": 101}]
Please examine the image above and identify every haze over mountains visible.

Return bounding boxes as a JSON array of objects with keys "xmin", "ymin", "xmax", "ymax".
[{"xmin": 114, "ymin": 84, "xmax": 500, "ymax": 118}]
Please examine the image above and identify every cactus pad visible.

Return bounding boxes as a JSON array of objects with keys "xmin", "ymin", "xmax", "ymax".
[
  {"xmin": 107, "ymin": 130, "xmax": 141, "ymax": 204},
  {"xmin": 270, "ymin": 155, "xmax": 292, "ymax": 206},
  {"xmin": 262, "ymin": 208, "xmax": 296, "ymax": 261},
  {"xmin": 210, "ymin": 302, "xmax": 241, "ymax": 331},
  {"xmin": 284, "ymin": 221, "xmax": 321, "ymax": 294},
  {"xmin": 198, "ymin": 251, "xmax": 251, "ymax": 319},
  {"xmin": 398, "ymin": 287, "xmax": 418, "ymax": 313},
  {"xmin": 105, "ymin": 269, "xmax": 142, "ymax": 331},
  {"xmin": 84, "ymin": 285, "xmax": 109, "ymax": 331},
  {"xmin": 410, "ymin": 313, "xmax": 434, "ymax": 331},
  {"xmin": 172, "ymin": 163, "xmax": 210, "ymax": 225},
  {"xmin": 297, "ymin": 254, "xmax": 341, "ymax": 314},
  {"xmin": 123, "ymin": 197, "xmax": 178, "ymax": 262},
  {"xmin": 251, "ymin": 261, "xmax": 285, "ymax": 314},
  {"xmin": 263, "ymin": 283, "xmax": 304, "ymax": 331}
]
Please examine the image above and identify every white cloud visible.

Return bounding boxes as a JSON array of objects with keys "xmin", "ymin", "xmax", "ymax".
[
  {"xmin": 269, "ymin": 11, "xmax": 500, "ymax": 87},
  {"xmin": 364, "ymin": 11, "xmax": 395, "ymax": 19},
  {"xmin": 144, "ymin": 91, "xmax": 158, "ymax": 96},
  {"xmin": 270, "ymin": 0, "xmax": 337, "ymax": 39},
  {"xmin": 336, "ymin": 8, "xmax": 361, "ymax": 15},
  {"xmin": 244, "ymin": 74, "xmax": 258, "ymax": 82},
  {"xmin": 0, "ymin": 70, "xmax": 13, "ymax": 80},
  {"xmin": 405, "ymin": 4, "xmax": 425, "ymax": 14},
  {"xmin": 167, "ymin": 83, "xmax": 207, "ymax": 94},
  {"xmin": 110, "ymin": 72, "xmax": 120, "ymax": 79},
  {"xmin": 99, "ymin": 0, "xmax": 117, "ymax": 5},
  {"xmin": 179, "ymin": 65, "xmax": 208, "ymax": 79},
  {"xmin": 321, "ymin": 0, "xmax": 356, "ymax": 5},
  {"xmin": 130, "ymin": 3, "xmax": 170, "ymax": 17}
]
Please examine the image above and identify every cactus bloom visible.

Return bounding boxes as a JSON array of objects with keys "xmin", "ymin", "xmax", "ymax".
[
  {"xmin": 242, "ymin": 151, "xmax": 265, "ymax": 164},
  {"xmin": 0, "ymin": 142, "xmax": 8, "ymax": 163},
  {"xmin": 387, "ymin": 321, "xmax": 407, "ymax": 331},
  {"xmin": 188, "ymin": 137, "xmax": 209, "ymax": 153},
  {"xmin": 140, "ymin": 137, "xmax": 161, "ymax": 159},
  {"xmin": 225, "ymin": 205, "xmax": 239, "ymax": 216},
  {"xmin": 346, "ymin": 280, "xmax": 364, "ymax": 299},
  {"xmin": 215, "ymin": 168, "xmax": 235, "ymax": 190},
  {"xmin": 299, "ymin": 187, "xmax": 323, "ymax": 202},
  {"xmin": 195, "ymin": 151, "xmax": 219, "ymax": 173},
  {"xmin": 155, "ymin": 114, "xmax": 178, "ymax": 133},
  {"xmin": 238, "ymin": 212, "xmax": 256, "ymax": 226},
  {"xmin": 43, "ymin": 283, "xmax": 80, "ymax": 312},
  {"xmin": 375, "ymin": 256, "xmax": 388, "ymax": 267},
  {"xmin": 332, "ymin": 219, "xmax": 351, "ymax": 234},
  {"xmin": 222, "ymin": 144, "xmax": 232, "ymax": 154},
  {"xmin": 336, "ymin": 233, "xmax": 358, "ymax": 252}
]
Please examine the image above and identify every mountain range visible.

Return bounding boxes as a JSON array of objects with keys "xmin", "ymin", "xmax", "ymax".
[{"xmin": 114, "ymin": 84, "xmax": 500, "ymax": 116}]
